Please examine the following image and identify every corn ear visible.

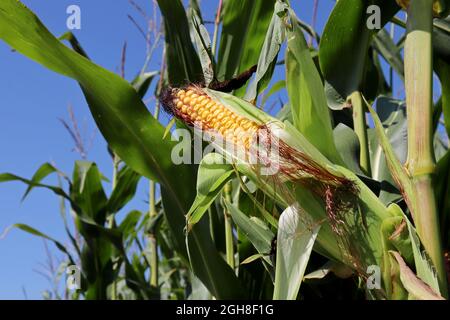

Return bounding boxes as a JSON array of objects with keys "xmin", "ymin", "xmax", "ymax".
[{"xmin": 161, "ymin": 86, "xmax": 396, "ymax": 283}]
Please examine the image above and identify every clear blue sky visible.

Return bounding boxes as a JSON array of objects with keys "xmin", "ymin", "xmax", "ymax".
[{"xmin": 0, "ymin": 0, "xmax": 390, "ymax": 299}]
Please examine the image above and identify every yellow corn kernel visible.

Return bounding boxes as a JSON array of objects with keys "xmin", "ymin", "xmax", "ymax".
[
  {"xmin": 242, "ymin": 121, "xmax": 254, "ymax": 130},
  {"xmin": 239, "ymin": 119, "xmax": 248, "ymax": 126},
  {"xmin": 200, "ymin": 109, "xmax": 209, "ymax": 119},
  {"xmin": 229, "ymin": 123, "xmax": 238, "ymax": 132},
  {"xmin": 220, "ymin": 116, "xmax": 231, "ymax": 126},
  {"xmin": 183, "ymin": 96, "xmax": 191, "ymax": 104},
  {"xmin": 210, "ymin": 105, "xmax": 220, "ymax": 115},
  {"xmin": 219, "ymin": 126, "xmax": 227, "ymax": 135},
  {"xmin": 222, "ymin": 118, "xmax": 231, "ymax": 128},
  {"xmin": 217, "ymin": 112, "xmax": 226, "ymax": 120},
  {"xmin": 206, "ymin": 114, "xmax": 213, "ymax": 123},
  {"xmin": 213, "ymin": 121, "xmax": 222, "ymax": 131}
]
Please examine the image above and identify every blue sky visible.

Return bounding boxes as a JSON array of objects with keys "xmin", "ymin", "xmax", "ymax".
[{"xmin": 0, "ymin": 0, "xmax": 401, "ymax": 299}]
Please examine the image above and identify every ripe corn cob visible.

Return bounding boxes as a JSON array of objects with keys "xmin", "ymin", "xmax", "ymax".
[
  {"xmin": 161, "ymin": 85, "xmax": 260, "ymax": 151},
  {"xmin": 162, "ymin": 85, "xmax": 370, "ymax": 273},
  {"xmin": 161, "ymin": 85, "xmax": 353, "ymax": 186}
]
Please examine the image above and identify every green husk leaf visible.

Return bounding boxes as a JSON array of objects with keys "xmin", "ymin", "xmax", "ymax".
[
  {"xmin": 273, "ymin": 204, "xmax": 320, "ymax": 300},
  {"xmin": 390, "ymin": 251, "xmax": 444, "ymax": 300}
]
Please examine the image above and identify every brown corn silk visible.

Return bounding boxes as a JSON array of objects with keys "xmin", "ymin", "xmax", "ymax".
[{"xmin": 161, "ymin": 85, "xmax": 364, "ymax": 272}]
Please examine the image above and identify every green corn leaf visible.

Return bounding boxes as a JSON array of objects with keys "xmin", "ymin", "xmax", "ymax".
[
  {"xmin": 156, "ymin": 0, "xmax": 203, "ymax": 86},
  {"xmin": 185, "ymin": 215, "xmax": 248, "ymax": 299},
  {"xmin": 368, "ymin": 97, "xmax": 407, "ymax": 204},
  {"xmin": 59, "ymin": 31, "xmax": 90, "ymax": 59},
  {"xmin": 435, "ymin": 58, "xmax": 450, "ymax": 138},
  {"xmin": 390, "ymin": 251, "xmax": 444, "ymax": 300},
  {"xmin": 1, "ymin": 223, "xmax": 76, "ymax": 265},
  {"xmin": 245, "ymin": 1, "xmax": 288, "ymax": 101},
  {"xmin": 119, "ymin": 210, "xmax": 143, "ymax": 245},
  {"xmin": 21, "ymin": 162, "xmax": 60, "ymax": 201},
  {"xmin": 217, "ymin": 0, "xmax": 275, "ymax": 86},
  {"xmin": 131, "ymin": 71, "xmax": 159, "ymax": 99},
  {"xmin": 366, "ymin": 99, "xmax": 413, "ymax": 204},
  {"xmin": 224, "ymin": 199, "xmax": 274, "ymax": 266},
  {"xmin": 190, "ymin": 9, "xmax": 215, "ymax": 86},
  {"xmin": 71, "ymin": 161, "xmax": 108, "ymax": 225},
  {"xmin": 373, "ymin": 29, "xmax": 405, "ymax": 81},
  {"xmin": 285, "ymin": 6, "xmax": 343, "ymax": 165},
  {"xmin": 380, "ymin": 222, "xmax": 409, "ymax": 300},
  {"xmin": 0, "ymin": 0, "xmax": 185, "ymax": 185},
  {"xmin": 187, "ymin": 153, "xmax": 235, "ymax": 229},
  {"xmin": 0, "ymin": 0, "xmax": 245, "ymax": 300},
  {"xmin": 261, "ymin": 80, "xmax": 285, "ymax": 108},
  {"xmin": 273, "ymin": 204, "xmax": 320, "ymax": 300},
  {"xmin": 0, "ymin": 172, "xmax": 70, "ymax": 201},
  {"xmin": 107, "ymin": 165, "xmax": 141, "ymax": 214},
  {"xmin": 187, "ymin": 274, "xmax": 213, "ymax": 300},
  {"xmin": 319, "ymin": 0, "xmax": 400, "ymax": 99},
  {"xmin": 240, "ymin": 254, "xmax": 266, "ymax": 265},
  {"xmin": 435, "ymin": 150, "xmax": 450, "ymax": 242},
  {"xmin": 333, "ymin": 124, "xmax": 364, "ymax": 175},
  {"xmin": 404, "ymin": 217, "xmax": 441, "ymax": 295}
]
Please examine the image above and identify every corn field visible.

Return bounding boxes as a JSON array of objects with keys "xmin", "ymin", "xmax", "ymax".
[{"xmin": 1, "ymin": 0, "xmax": 450, "ymax": 300}]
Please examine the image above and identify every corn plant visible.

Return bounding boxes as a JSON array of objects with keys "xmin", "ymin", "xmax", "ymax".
[{"xmin": 1, "ymin": 0, "xmax": 450, "ymax": 300}]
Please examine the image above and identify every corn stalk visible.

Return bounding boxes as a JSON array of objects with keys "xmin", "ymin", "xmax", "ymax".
[{"xmin": 404, "ymin": 0, "xmax": 448, "ymax": 295}]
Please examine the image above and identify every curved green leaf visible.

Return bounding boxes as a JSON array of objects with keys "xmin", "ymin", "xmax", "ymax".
[
  {"xmin": 333, "ymin": 124, "xmax": 364, "ymax": 174},
  {"xmin": 21, "ymin": 162, "xmax": 60, "ymax": 201},
  {"xmin": 224, "ymin": 199, "xmax": 274, "ymax": 266},
  {"xmin": 273, "ymin": 205, "xmax": 320, "ymax": 300},
  {"xmin": 156, "ymin": 0, "xmax": 203, "ymax": 85},
  {"xmin": 1, "ymin": 223, "xmax": 75, "ymax": 264},
  {"xmin": 131, "ymin": 71, "xmax": 159, "ymax": 99},
  {"xmin": 285, "ymin": 6, "xmax": 343, "ymax": 164},
  {"xmin": 319, "ymin": 0, "xmax": 400, "ymax": 98},
  {"xmin": 391, "ymin": 251, "xmax": 444, "ymax": 300},
  {"xmin": 107, "ymin": 166, "xmax": 141, "ymax": 214},
  {"xmin": 218, "ymin": 0, "xmax": 275, "ymax": 95},
  {"xmin": 245, "ymin": 1, "xmax": 287, "ymax": 101},
  {"xmin": 187, "ymin": 153, "xmax": 234, "ymax": 228},
  {"xmin": 0, "ymin": 0, "xmax": 244, "ymax": 300}
]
